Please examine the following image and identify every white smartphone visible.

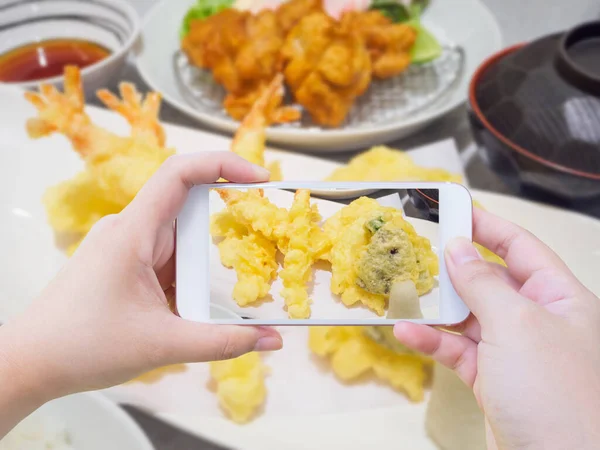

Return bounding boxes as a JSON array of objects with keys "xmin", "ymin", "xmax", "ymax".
[{"xmin": 176, "ymin": 182, "xmax": 472, "ymax": 326}]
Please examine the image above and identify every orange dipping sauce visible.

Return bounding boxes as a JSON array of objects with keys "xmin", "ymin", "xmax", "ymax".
[{"xmin": 0, "ymin": 38, "xmax": 110, "ymax": 83}]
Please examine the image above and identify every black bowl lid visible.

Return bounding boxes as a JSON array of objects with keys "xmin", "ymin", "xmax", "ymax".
[{"xmin": 471, "ymin": 21, "xmax": 600, "ymax": 181}]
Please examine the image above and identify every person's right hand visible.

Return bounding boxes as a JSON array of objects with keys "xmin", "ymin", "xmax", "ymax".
[{"xmin": 394, "ymin": 208, "xmax": 600, "ymax": 450}]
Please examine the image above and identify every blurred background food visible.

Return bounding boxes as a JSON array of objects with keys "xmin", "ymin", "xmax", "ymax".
[
  {"xmin": 1, "ymin": 0, "xmax": 600, "ymax": 449},
  {"xmin": 179, "ymin": 0, "xmax": 435, "ymax": 126}
]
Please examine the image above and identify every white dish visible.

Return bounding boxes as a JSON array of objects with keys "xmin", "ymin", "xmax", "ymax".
[
  {"xmin": 1, "ymin": 392, "xmax": 153, "ymax": 450},
  {"xmin": 1, "ymin": 85, "xmax": 600, "ymax": 450},
  {"xmin": 135, "ymin": 0, "xmax": 502, "ymax": 151},
  {"xmin": 0, "ymin": 0, "xmax": 140, "ymax": 96}
]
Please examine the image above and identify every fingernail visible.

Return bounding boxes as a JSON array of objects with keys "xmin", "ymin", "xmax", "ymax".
[
  {"xmin": 251, "ymin": 164, "xmax": 270, "ymax": 180},
  {"xmin": 446, "ymin": 237, "xmax": 481, "ymax": 266},
  {"xmin": 254, "ymin": 336, "xmax": 283, "ymax": 352}
]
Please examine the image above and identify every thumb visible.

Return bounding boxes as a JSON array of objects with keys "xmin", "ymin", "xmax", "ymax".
[
  {"xmin": 160, "ymin": 318, "xmax": 283, "ymax": 364},
  {"xmin": 445, "ymin": 237, "xmax": 527, "ymax": 329}
]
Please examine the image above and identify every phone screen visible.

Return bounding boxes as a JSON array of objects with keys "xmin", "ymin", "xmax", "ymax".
[{"xmin": 208, "ymin": 187, "xmax": 441, "ymax": 321}]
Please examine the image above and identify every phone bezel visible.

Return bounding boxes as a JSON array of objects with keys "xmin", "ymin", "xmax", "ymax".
[{"xmin": 176, "ymin": 182, "xmax": 472, "ymax": 326}]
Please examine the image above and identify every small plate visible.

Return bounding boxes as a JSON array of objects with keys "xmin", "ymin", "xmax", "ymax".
[{"xmin": 4, "ymin": 392, "xmax": 153, "ymax": 450}]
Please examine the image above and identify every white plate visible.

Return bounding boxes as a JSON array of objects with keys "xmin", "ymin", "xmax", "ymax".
[
  {"xmin": 135, "ymin": 0, "xmax": 502, "ymax": 151},
  {"xmin": 1, "ymin": 86, "xmax": 600, "ymax": 450},
  {"xmin": 1, "ymin": 392, "xmax": 153, "ymax": 450}
]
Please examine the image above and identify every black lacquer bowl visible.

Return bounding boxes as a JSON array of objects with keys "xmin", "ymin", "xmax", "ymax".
[{"xmin": 468, "ymin": 21, "xmax": 600, "ymax": 203}]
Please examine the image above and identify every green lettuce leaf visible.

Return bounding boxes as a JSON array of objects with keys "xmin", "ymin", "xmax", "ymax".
[
  {"xmin": 407, "ymin": 19, "xmax": 442, "ymax": 63},
  {"xmin": 180, "ymin": 0, "xmax": 235, "ymax": 38}
]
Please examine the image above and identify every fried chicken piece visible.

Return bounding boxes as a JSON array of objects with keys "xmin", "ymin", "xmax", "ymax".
[
  {"xmin": 340, "ymin": 11, "xmax": 417, "ymax": 79},
  {"xmin": 24, "ymin": 66, "xmax": 174, "ymax": 248},
  {"xmin": 276, "ymin": 0, "xmax": 324, "ymax": 33},
  {"xmin": 182, "ymin": 2, "xmax": 416, "ymax": 126},
  {"xmin": 280, "ymin": 12, "xmax": 334, "ymax": 91},
  {"xmin": 281, "ymin": 12, "xmax": 372, "ymax": 127},
  {"xmin": 218, "ymin": 232, "xmax": 279, "ymax": 306},
  {"xmin": 211, "ymin": 205, "xmax": 279, "ymax": 306},
  {"xmin": 182, "ymin": 9, "xmax": 250, "ymax": 93},
  {"xmin": 236, "ymin": 10, "xmax": 284, "ymax": 82},
  {"xmin": 183, "ymin": 9, "xmax": 299, "ymax": 123}
]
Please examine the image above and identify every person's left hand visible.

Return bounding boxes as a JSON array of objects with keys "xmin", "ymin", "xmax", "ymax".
[{"xmin": 0, "ymin": 152, "xmax": 282, "ymax": 403}]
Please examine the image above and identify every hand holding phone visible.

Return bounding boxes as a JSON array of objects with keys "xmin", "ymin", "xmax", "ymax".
[{"xmin": 176, "ymin": 182, "xmax": 472, "ymax": 326}]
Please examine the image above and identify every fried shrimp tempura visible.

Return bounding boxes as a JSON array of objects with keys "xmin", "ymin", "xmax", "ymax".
[
  {"xmin": 214, "ymin": 188, "xmax": 329, "ymax": 318},
  {"xmin": 24, "ymin": 66, "xmax": 174, "ymax": 252},
  {"xmin": 25, "ymin": 66, "xmax": 114, "ymax": 156},
  {"xmin": 97, "ymin": 84, "xmax": 166, "ymax": 148},
  {"xmin": 211, "ymin": 207, "xmax": 279, "ymax": 306},
  {"xmin": 217, "ymin": 188, "xmax": 290, "ymax": 244},
  {"xmin": 279, "ymin": 189, "xmax": 327, "ymax": 318},
  {"xmin": 229, "ymin": 74, "xmax": 290, "ymax": 168},
  {"xmin": 218, "ymin": 74, "xmax": 291, "ymax": 183},
  {"xmin": 219, "ymin": 233, "xmax": 279, "ymax": 306},
  {"xmin": 340, "ymin": 11, "xmax": 417, "ymax": 79}
]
